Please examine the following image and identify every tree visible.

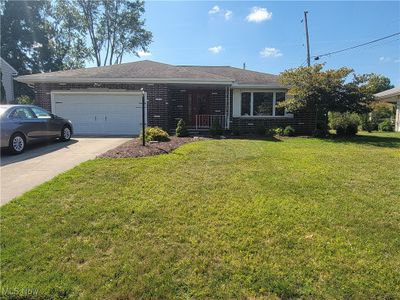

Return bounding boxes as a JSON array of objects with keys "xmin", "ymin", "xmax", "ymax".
[
  {"xmin": 278, "ymin": 64, "xmax": 376, "ymax": 132},
  {"xmin": 0, "ymin": 0, "xmax": 87, "ymax": 98},
  {"xmin": 364, "ymin": 73, "xmax": 393, "ymax": 94},
  {"xmin": 57, "ymin": 0, "xmax": 152, "ymax": 66}
]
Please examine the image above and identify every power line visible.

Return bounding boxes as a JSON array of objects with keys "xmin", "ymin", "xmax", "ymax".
[{"xmin": 313, "ymin": 32, "xmax": 400, "ymax": 60}]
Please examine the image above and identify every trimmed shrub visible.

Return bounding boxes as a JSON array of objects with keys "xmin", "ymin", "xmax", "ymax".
[
  {"xmin": 378, "ymin": 120, "xmax": 394, "ymax": 132},
  {"xmin": 283, "ymin": 125, "xmax": 295, "ymax": 136},
  {"xmin": 360, "ymin": 115, "xmax": 376, "ymax": 132},
  {"xmin": 176, "ymin": 119, "xmax": 189, "ymax": 137},
  {"xmin": 265, "ymin": 128, "xmax": 275, "ymax": 137},
  {"xmin": 209, "ymin": 120, "xmax": 223, "ymax": 136},
  {"xmin": 16, "ymin": 95, "xmax": 34, "ymax": 105},
  {"xmin": 139, "ymin": 127, "xmax": 170, "ymax": 142},
  {"xmin": 273, "ymin": 127, "xmax": 284, "ymax": 136},
  {"xmin": 255, "ymin": 122, "xmax": 266, "ymax": 135},
  {"xmin": 329, "ymin": 112, "xmax": 360, "ymax": 136}
]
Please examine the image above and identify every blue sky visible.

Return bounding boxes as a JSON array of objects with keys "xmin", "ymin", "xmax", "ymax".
[{"xmin": 121, "ymin": 1, "xmax": 400, "ymax": 84}]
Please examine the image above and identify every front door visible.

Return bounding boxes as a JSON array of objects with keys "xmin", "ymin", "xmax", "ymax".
[{"xmin": 187, "ymin": 92, "xmax": 211, "ymax": 126}]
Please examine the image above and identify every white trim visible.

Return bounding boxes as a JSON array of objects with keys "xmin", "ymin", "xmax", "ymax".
[
  {"xmin": 232, "ymin": 83, "xmax": 287, "ymax": 89},
  {"xmin": 0, "ymin": 58, "xmax": 17, "ymax": 74},
  {"xmin": 16, "ymin": 76, "xmax": 233, "ymax": 85}
]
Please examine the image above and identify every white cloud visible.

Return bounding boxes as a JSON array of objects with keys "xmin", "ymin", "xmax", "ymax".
[
  {"xmin": 208, "ymin": 45, "xmax": 223, "ymax": 54},
  {"xmin": 208, "ymin": 5, "xmax": 220, "ymax": 14},
  {"xmin": 224, "ymin": 10, "xmax": 233, "ymax": 20},
  {"xmin": 379, "ymin": 56, "xmax": 400, "ymax": 63},
  {"xmin": 260, "ymin": 47, "xmax": 282, "ymax": 58},
  {"xmin": 208, "ymin": 5, "xmax": 232, "ymax": 20},
  {"xmin": 246, "ymin": 7, "xmax": 272, "ymax": 23},
  {"xmin": 138, "ymin": 50, "xmax": 151, "ymax": 58}
]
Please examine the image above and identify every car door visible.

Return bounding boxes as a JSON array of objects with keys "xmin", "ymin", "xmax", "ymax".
[
  {"xmin": 30, "ymin": 106, "xmax": 59, "ymax": 137},
  {"xmin": 8, "ymin": 107, "xmax": 41, "ymax": 138}
]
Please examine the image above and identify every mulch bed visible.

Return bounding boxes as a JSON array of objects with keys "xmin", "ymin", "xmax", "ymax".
[{"xmin": 98, "ymin": 136, "xmax": 206, "ymax": 158}]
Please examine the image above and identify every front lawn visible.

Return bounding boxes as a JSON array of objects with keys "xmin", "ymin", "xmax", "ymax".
[{"xmin": 1, "ymin": 132, "xmax": 399, "ymax": 299}]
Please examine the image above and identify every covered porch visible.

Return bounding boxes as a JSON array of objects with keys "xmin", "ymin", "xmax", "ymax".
[
  {"xmin": 167, "ymin": 84, "xmax": 231, "ymax": 131},
  {"xmin": 374, "ymin": 87, "xmax": 400, "ymax": 132}
]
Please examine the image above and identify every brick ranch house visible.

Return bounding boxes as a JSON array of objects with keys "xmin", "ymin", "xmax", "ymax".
[{"xmin": 16, "ymin": 60, "xmax": 315, "ymax": 135}]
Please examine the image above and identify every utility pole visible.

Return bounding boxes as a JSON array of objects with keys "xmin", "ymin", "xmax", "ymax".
[{"xmin": 304, "ymin": 11, "xmax": 311, "ymax": 66}]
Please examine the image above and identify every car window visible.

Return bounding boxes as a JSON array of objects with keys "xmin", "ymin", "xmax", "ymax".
[
  {"xmin": 31, "ymin": 107, "xmax": 52, "ymax": 119},
  {"xmin": 9, "ymin": 108, "xmax": 36, "ymax": 120}
]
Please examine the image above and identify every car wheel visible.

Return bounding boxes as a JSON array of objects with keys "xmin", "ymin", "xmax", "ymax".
[
  {"xmin": 61, "ymin": 125, "xmax": 72, "ymax": 141},
  {"xmin": 9, "ymin": 133, "xmax": 26, "ymax": 154}
]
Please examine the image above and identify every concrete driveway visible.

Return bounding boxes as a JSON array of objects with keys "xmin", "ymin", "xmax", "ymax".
[{"xmin": 0, "ymin": 137, "xmax": 129, "ymax": 206}]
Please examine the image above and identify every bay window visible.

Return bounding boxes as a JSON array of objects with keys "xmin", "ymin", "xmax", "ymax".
[{"xmin": 240, "ymin": 91, "xmax": 289, "ymax": 117}]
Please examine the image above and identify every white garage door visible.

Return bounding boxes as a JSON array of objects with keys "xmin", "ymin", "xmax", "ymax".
[{"xmin": 52, "ymin": 92, "xmax": 144, "ymax": 135}]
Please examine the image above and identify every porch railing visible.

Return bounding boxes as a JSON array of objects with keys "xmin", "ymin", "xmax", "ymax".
[{"xmin": 195, "ymin": 115, "xmax": 226, "ymax": 130}]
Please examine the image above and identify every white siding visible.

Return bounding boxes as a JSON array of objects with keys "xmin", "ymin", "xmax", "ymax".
[
  {"xmin": 0, "ymin": 58, "xmax": 17, "ymax": 103},
  {"xmin": 232, "ymin": 90, "xmax": 241, "ymax": 117},
  {"xmin": 396, "ymin": 100, "xmax": 400, "ymax": 132}
]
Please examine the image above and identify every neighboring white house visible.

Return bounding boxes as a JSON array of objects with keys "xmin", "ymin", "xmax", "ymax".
[
  {"xmin": 0, "ymin": 57, "xmax": 18, "ymax": 103},
  {"xmin": 374, "ymin": 86, "xmax": 400, "ymax": 132}
]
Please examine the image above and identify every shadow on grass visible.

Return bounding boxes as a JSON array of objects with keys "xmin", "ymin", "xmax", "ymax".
[
  {"xmin": 322, "ymin": 134, "xmax": 400, "ymax": 148},
  {"xmin": 219, "ymin": 135, "xmax": 283, "ymax": 142}
]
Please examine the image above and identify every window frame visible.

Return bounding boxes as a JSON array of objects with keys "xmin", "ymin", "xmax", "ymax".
[
  {"xmin": 8, "ymin": 107, "xmax": 37, "ymax": 120},
  {"xmin": 31, "ymin": 106, "xmax": 52, "ymax": 119},
  {"xmin": 239, "ymin": 90, "xmax": 292, "ymax": 118}
]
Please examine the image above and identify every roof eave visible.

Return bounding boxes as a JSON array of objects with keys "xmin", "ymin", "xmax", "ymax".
[
  {"xmin": 231, "ymin": 83, "xmax": 287, "ymax": 89},
  {"xmin": 15, "ymin": 76, "xmax": 234, "ymax": 85}
]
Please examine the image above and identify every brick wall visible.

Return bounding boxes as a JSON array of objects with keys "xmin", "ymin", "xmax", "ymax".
[
  {"xmin": 230, "ymin": 108, "xmax": 316, "ymax": 135},
  {"xmin": 34, "ymin": 82, "xmax": 315, "ymax": 135},
  {"xmin": 167, "ymin": 87, "xmax": 226, "ymax": 130},
  {"xmin": 34, "ymin": 82, "xmax": 169, "ymax": 130}
]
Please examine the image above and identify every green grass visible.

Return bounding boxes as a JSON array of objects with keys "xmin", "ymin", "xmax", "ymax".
[{"xmin": 1, "ymin": 132, "xmax": 400, "ymax": 299}]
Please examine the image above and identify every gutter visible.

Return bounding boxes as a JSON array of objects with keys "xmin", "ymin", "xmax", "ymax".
[{"xmin": 15, "ymin": 76, "xmax": 234, "ymax": 85}]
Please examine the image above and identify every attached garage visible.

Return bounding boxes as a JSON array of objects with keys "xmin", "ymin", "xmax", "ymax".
[{"xmin": 51, "ymin": 91, "xmax": 145, "ymax": 135}]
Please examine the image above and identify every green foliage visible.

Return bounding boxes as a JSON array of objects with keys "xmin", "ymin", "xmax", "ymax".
[
  {"xmin": 53, "ymin": 0, "xmax": 153, "ymax": 66},
  {"xmin": 378, "ymin": 120, "xmax": 394, "ymax": 132},
  {"xmin": 175, "ymin": 119, "xmax": 189, "ymax": 137},
  {"xmin": 370, "ymin": 102, "xmax": 395, "ymax": 125},
  {"xmin": 283, "ymin": 126, "xmax": 295, "ymax": 136},
  {"xmin": 255, "ymin": 122, "xmax": 266, "ymax": 135},
  {"xmin": 139, "ymin": 127, "xmax": 170, "ymax": 142},
  {"xmin": 273, "ymin": 127, "xmax": 284, "ymax": 136},
  {"xmin": 2, "ymin": 133, "xmax": 400, "ymax": 299},
  {"xmin": 209, "ymin": 120, "xmax": 223, "ymax": 136},
  {"xmin": 15, "ymin": 95, "xmax": 34, "ymax": 105},
  {"xmin": 360, "ymin": 116, "xmax": 376, "ymax": 132},
  {"xmin": 364, "ymin": 73, "xmax": 394, "ymax": 94},
  {"xmin": 278, "ymin": 64, "xmax": 381, "ymax": 130},
  {"xmin": 329, "ymin": 112, "xmax": 360, "ymax": 136}
]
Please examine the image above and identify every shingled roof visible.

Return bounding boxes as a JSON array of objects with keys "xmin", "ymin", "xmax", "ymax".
[{"xmin": 16, "ymin": 60, "xmax": 281, "ymax": 86}]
